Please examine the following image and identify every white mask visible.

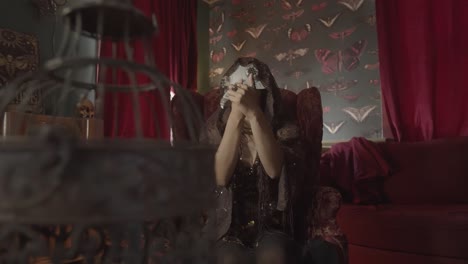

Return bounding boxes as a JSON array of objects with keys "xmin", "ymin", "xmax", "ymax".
[{"xmin": 225, "ymin": 64, "xmax": 265, "ymax": 90}]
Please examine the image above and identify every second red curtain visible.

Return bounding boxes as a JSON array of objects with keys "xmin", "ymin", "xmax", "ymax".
[{"xmin": 376, "ymin": 0, "xmax": 468, "ymax": 142}]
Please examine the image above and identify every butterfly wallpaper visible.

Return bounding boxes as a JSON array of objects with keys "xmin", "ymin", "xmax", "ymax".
[
  {"xmin": 0, "ymin": 28, "xmax": 44, "ymax": 113},
  {"xmin": 206, "ymin": 0, "xmax": 382, "ymax": 141}
]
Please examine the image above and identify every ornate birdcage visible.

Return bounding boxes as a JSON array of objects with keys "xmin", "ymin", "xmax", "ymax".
[{"xmin": 0, "ymin": 0, "xmax": 215, "ymax": 263}]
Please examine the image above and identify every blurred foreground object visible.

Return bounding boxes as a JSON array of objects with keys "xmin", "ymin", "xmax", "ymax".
[{"xmin": 0, "ymin": 0, "xmax": 215, "ymax": 263}]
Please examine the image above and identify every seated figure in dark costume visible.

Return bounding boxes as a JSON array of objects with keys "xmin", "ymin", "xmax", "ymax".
[{"xmin": 201, "ymin": 57, "xmax": 309, "ymax": 264}]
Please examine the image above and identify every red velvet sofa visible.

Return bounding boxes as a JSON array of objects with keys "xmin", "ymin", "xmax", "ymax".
[{"xmin": 321, "ymin": 137, "xmax": 468, "ymax": 264}]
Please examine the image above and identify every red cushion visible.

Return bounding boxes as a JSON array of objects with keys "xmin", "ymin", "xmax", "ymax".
[
  {"xmin": 338, "ymin": 204, "xmax": 468, "ymax": 259},
  {"xmin": 379, "ymin": 138, "xmax": 468, "ymax": 203}
]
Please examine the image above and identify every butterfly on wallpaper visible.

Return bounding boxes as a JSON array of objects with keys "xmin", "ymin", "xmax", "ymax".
[
  {"xmin": 324, "ymin": 121, "xmax": 346, "ymax": 134},
  {"xmin": 270, "ymin": 68, "xmax": 281, "ymax": 77},
  {"xmin": 264, "ymin": 0, "xmax": 275, "ymax": 8},
  {"xmin": 338, "ymin": 0, "xmax": 365, "ymax": 12},
  {"xmin": 364, "ymin": 128, "xmax": 383, "ymax": 139},
  {"xmin": 227, "ymin": 30, "xmax": 238, "ymax": 38},
  {"xmin": 312, "ymin": 2, "xmax": 327, "ymax": 11},
  {"xmin": 210, "ymin": 35, "xmax": 223, "ymax": 45},
  {"xmin": 209, "ymin": 11, "xmax": 225, "ymax": 36},
  {"xmin": 247, "ymin": 16, "xmax": 257, "ymax": 25},
  {"xmin": 269, "ymin": 24, "xmax": 288, "ymax": 34},
  {"xmin": 329, "ymin": 26, "xmax": 356, "ymax": 40},
  {"xmin": 363, "ymin": 14, "xmax": 377, "ymax": 26},
  {"xmin": 246, "ymin": 24, "xmax": 268, "ymax": 39},
  {"xmin": 230, "ymin": 9, "xmax": 248, "ymax": 20},
  {"xmin": 341, "ymin": 94, "xmax": 360, "ymax": 102},
  {"xmin": 203, "ymin": 0, "xmax": 222, "ymax": 5},
  {"xmin": 287, "ymin": 70, "xmax": 305, "ymax": 79},
  {"xmin": 243, "ymin": 52, "xmax": 257, "ymax": 58},
  {"xmin": 266, "ymin": 10, "xmax": 277, "ymax": 18},
  {"xmin": 275, "ymin": 48, "xmax": 309, "ymax": 66},
  {"xmin": 231, "ymin": 40, "xmax": 247, "ymax": 51},
  {"xmin": 209, "ymin": 67, "xmax": 225, "ymax": 78},
  {"xmin": 210, "ymin": 48, "xmax": 227, "ymax": 63},
  {"xmin": 370, "ymin": 91, "xmax": 381, "ymax": 101},
  {"xmin": 369, "ymin": 79, "xmax": 380, "ymax": 85},
  {"xmin": 323, "ymin": 106, "xmax": 331, "ymax": 114},
  {"xmin": 281, "ymin": 0, "xmax": 304, "ymax": 10},
  {"xmin": 283, "ymin": 9, "xmax": 304, "ymax": 21},
  {"xmin": 291, "ymin": 71, "xmax": 304, "ymax": 79},
  {"xmin": 364, "ymin": 62, "xmax": 380, "ymax": 70},
  {"xmin": 288, "ymin": 24, "xmax": 311, "ymax": 42},
  {"xmin": 319, "ymin": 78, "xmax": 358, "ymax": 94},
  {"xmin": 315, "ymin": 40, "xmax": 368, "ymax": 74},
  {"xmin": 367, "ymin": 49, "xmax": 379, "ymax": 55},
  {"xmin": 261, "ymin": 41, "xmax": 273, "ymax": 50},
  {"xmin": 317, "ymin": 13, "xmax": 342, "ymax": 28},
  {"xmin": 342, "ymin": 105, "xmax": 377, "ymax": 123}
]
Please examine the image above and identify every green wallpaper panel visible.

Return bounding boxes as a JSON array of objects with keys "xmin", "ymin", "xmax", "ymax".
[{"xmin": 206, "ymin": 0, "xmax": 382, "ymax": 141}]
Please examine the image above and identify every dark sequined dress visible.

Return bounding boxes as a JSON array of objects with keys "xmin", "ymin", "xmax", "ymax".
[{"xmin": 223, "ymin": 157, "xmax": 283, "ymax": 248}]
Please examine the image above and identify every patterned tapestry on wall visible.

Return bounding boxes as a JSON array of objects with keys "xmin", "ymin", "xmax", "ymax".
[
  {"xmin": 0, "ymin": 28, "xmax": 44, "ymax": 114},
  {"xmin": 207, "ymin": 0, "xmax": 382, "ymax": 141}
]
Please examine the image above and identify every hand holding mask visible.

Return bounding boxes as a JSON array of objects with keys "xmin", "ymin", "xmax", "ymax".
[
  {"xmin": 220, "ymin": 64, "xmax": 262, "ymax": 110},
  {"xmin": 225, "ymin": 74, "xmax": 261, "ymax": 119}
]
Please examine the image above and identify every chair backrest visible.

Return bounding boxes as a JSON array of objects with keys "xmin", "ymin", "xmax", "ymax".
[
  {"xmin": 295, "ymin": 87, "xmax": 323, "ymax": 187},
  {"xmin": 172, "ymin": 87, "xmax": 323, "ymax": 185}
]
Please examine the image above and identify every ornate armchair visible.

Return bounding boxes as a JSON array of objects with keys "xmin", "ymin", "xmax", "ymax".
[{"xmin": 172, "ymin": 87, "xmax": 347, "ymax": 263}]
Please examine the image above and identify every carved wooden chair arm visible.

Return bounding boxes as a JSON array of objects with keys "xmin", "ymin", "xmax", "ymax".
[{"xmin": 309, "ymin": 186, "xmax": 348, "ymax": 262}]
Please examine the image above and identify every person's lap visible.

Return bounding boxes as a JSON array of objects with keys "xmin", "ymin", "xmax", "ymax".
[
  {"xmin": 302, "ymin": 239, "xmax": 345, "ymax": 264},
  {"xmin": 216, "ymin": 231, "xmax": 302, "ymax": 264}
]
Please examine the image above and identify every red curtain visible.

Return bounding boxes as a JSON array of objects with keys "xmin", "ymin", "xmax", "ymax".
[
  {"xmin": 101, "ymin": 0, "xmax": 198, "ymax": 138},
  {"xmin": 376, "ymin": 0, "xmax": 468, "ymax": 142}
]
